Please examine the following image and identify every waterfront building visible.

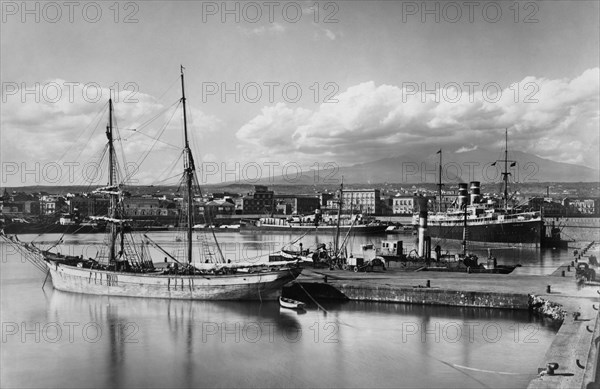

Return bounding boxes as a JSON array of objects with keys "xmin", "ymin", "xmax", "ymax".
[
  {"xmin": 125, "ymin": 197, "xmax": 162, "ymax": 216},
  {"xmin": 199, "ymin": 198, "xmax": 236, "ymax": 220},
  {"xmin": 319, "ymin": 192, "xmax": 334, "ymax": 207},
  {"xmin": 326, "ymin": 189, "xmax": 381, "ymax": 215},
  {"xmin": 274, "ymin": 194, "xmax": 321, "ymax": 215},
  {"xmin": 528, "ymin": 197, "xmax": 568, "ymax": 216},
  {"xmin": 39, "ymin": 194, "xmax": 66, "ymax": 215},
  {"xmin": 69, "ymin": 195, "xmax": 110, "ymax": 217},
  {"xmin": 241, "ymin": 185, "xmax": 274, "ymax": 214},
  {"xmin": 0, "ymin": 191, "xmax": 40, "ymax": 215},
  {"xmin": 563, "ymin": 197, "xmax": 600, "ymax": 215},
  {"xmin": 392, "ymin": 195, "xmax": 414, "ymax": 215}
]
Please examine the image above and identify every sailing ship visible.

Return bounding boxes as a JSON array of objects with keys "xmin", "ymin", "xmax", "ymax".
[
  {"xmin": 296, "ymin": 182, "xmax": 387, "ymax": 271},
  {"xmin": 412, "ymin": 130, "xmax": 562, "ymax": 248},
  {"xmin": 1, "ymin": 67, "xmax": 302, "ymax": 300},
  {"xmin": 269, "ymin": 182, "xmax": 359, "ymax": 268}
]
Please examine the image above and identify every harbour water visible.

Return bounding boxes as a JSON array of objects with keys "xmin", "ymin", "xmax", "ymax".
[{"xmin": 0, "ymin": 232, "xmax": 579, "ymax": 388}]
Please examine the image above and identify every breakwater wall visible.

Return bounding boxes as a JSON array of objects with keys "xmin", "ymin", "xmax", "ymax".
[
  {"xmin": 343, "ymin": 283, "xmax": 528, "ymax": 309},
  {"xmin": 284, "ymin": 282, "xmax": 529, "ymax": 309}
]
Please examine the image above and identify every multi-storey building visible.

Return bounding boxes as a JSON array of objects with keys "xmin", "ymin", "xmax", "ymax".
[
  {"xmin": 274, "ymin": 194, "xmax": 321, "ymax": 215},
  {"xmin": 199, "ymin": 198, "xmax": 236, "ymax": 220},
  {"xmin": 69, "ymin": 195, "xmax": 110, "ymax": 217},
  {"xmin": 392, "ymin": 195, "xmax": 414, "ymax": 215},
  {"xmin": 241, "ymin": 185, "xmax": 274, "ymax": 214},
  {"xmin": 563, "ymin": 198, "xmax": 599, "ymax": 215},
  {"xmin": 40, "ymin": 194, "xmax": 66, "ymax": 215},
  {"xmin": 326, "ymin": 189, "xmax": 381, "ymax": 215}
]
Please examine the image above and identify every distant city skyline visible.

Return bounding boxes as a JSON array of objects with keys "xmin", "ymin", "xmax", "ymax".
[{"xmin": 1, "ymin": 0, "xmax": 598, "ymax": 187}]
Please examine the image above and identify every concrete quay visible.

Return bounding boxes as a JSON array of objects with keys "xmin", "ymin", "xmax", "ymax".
[{"xmin": 285, "ymin": 249, "xmax": 600, "ymax": 388}]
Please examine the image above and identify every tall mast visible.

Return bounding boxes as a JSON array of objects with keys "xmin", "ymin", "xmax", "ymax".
[
  {"xmin": 437, "ymin": 149, "xmax": 442, "ymax": 213},
  {"xmin": 334, "ymin": 179, "xmax": 343, "ymax": 257},
  {"xmin": 180, "ymin": 66, "xmax": 195, "ymax": 264},
  {"xmin": 502, "ymin": 128, "xmax": 509, "ymax": 211},
  {"xmin": 107, "ymin": 97, "xmax": 116, "ymax": 263},
  {"xmin": 462, "ymin": 204, "xmax": 467, "ymax": 256}
]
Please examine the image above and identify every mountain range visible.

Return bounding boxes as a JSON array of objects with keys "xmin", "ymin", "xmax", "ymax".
[{"xmin": 248, "ymin": 149, "xmax": 598, "ymax": 186}]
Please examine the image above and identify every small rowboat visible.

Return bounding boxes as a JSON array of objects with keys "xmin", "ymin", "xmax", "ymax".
[{"xmin": 279, "ymin": 296, "xmax": 306, "ymax": 309}]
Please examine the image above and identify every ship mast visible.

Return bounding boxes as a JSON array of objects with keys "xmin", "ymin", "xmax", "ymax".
[
  {"xmin": 491, "ymin": 128, "xmax": 515, "ymax": 211},
  {"xmin": 501, "ymin": 128, "xmax": 509, "ymax": 211},
  {"xmin": 437, "ymin": 149, "xmax": 442, "ymax": 213},
  {"xmin": 334, "ymin": 179, "xmax": 343, "ymax": 258},
  {"xmin": 180, "ymin": 65, "xmax": 195, "ymax": 264},
  {"xmin": 462, "ymin": 204, "xmax": 467, "ymax": 256},
  {"xmin": 107, "ymin": 97, "xmax": 117, "ymax": 263}
]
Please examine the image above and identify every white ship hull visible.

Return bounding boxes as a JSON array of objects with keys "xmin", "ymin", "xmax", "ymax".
[{"xmin": 47, "ymin": 261, "xmax": 302, "ymax": 301}]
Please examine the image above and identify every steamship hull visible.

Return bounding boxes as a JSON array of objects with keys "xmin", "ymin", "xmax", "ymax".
[
  {"xmin": 417, "ymin": 180, "xmax": 547, "ymax": 247},
  {"xmin": 424, "ymin": 218, "xmax": 544, "ymax": 247}
]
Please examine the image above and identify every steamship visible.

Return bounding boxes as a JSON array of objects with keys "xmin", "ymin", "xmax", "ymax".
[
  {"xmin": 415, "ymin": 181, "xmax": 545, "ymax": 247},
  {"xmin": 413, "ymin": 132, "xmax": 564, "ymax": 248}
]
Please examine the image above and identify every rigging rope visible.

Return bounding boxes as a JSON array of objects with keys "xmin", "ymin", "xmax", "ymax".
[
  {"xmin": 127, "ymin": 100, "xmax": 182, "ymax": 181},
  {"xmin": 54, "ymin": 101, "xmax": 109, "ymax": 180},
  {"xmin": 152, "ymin": 150, "xmax": 185, "ymax": 186}
]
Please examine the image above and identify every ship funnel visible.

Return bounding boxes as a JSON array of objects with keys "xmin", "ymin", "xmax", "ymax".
[
  {"xmin": 416, "ymin": 196, "xmax": 429, "ymax": 257},
  {"xmin": 458, "ymin": 183, "xmax": 469, "ymax": 207},
  {"xmin": 469, "ymin": 181, "xmax": 481, "ymax": 204}
]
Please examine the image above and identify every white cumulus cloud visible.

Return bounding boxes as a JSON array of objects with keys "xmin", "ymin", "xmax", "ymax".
[{"xmin": 235, "ymin": 68, "xmax": 600, "ymax": 169}]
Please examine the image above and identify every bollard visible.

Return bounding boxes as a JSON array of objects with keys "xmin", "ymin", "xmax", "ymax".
[
  {"xmin": 324, "ymin": 275, "xmax": 328, "ymax": 283},
  {"xmin": 567, "ymin": 265, "xmax": 570, "ymax": 272},
  {"xmin": 546, "ymin": 362, "xmax": 559, "ymax": 375},
  {"xmin": 572, "ymin": 261, "xmax": 575, "ymax": 266},
  {"xmin": 426, "ymin": 280, "xmax": 431, "ymax": 288},
  {"xmin": 562, "ymin": 271, "xmax": 565, "ymax": 277},
  {"xmin": 546, "ymin": 285, "xmax": 551, "ymax": 293}
]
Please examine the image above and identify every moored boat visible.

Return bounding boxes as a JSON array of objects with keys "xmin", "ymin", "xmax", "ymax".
[
  {"xmin": 2, "ymin": 218, "xmax": 106, "ymax": 234},
  {"xmin": 241, "ymin": 215, "xmax": 388, "ymax": 234},
  {"xmin": 419, "ymin": 204, "xmax": 544, "ymax": 247},
  {"xmin": 279, "ymin": 296, "xmax": 306, "ymax": 309},
  {"xmin": 43, "ymin": 257, "xmax": 302, "ymax": 300},
  {"xmin": 1, "ymin": 67, "xmax": 303, "ymax": 301},
  {"xmin": 412, "ymin": 132, "xmax": 564, "ymax": 248},
  {"xmin": 193, "ymin": 224, "xmax": 241, "ymax": 233}
]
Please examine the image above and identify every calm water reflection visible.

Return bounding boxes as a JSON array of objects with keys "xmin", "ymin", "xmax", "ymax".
[{"xmin": 1, "ymin": 233, "xmax": 567, "ymax": 388}]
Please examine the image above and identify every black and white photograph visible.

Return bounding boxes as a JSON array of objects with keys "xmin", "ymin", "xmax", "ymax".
[{"xmin": 1, "ymin": 1, "xmax": 599, "ymax": 388}]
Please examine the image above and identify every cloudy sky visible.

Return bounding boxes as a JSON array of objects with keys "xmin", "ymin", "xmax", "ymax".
[{"xmin": 1, "ymin": 0, "xmax": 598, "ymax": 186}]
